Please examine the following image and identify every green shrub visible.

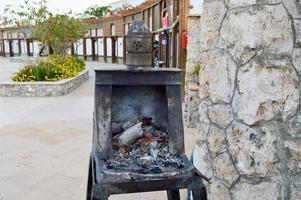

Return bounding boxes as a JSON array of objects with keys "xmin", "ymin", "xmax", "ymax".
[
  {"xmin": 11, "ymin": 55, "xmax": 85, "ymax": 82},
  {"xmin": 192, "ymin": 64, "xmax": 201, "ymax": 76}
]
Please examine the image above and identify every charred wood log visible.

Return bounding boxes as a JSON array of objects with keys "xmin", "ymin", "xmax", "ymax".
[{"xmin": 117, "ymin": 122, "xmax": 143, "ymax": 147}]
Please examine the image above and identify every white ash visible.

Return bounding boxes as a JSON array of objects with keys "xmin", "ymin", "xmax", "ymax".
[{"xmin": 107, "ymin": 118, "xmax": 184, "ymax": 173}]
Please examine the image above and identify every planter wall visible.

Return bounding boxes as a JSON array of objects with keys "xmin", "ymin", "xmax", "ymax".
[{"xmin": 0, "ymin": 69, "xmax": 89, "ymax": 97}]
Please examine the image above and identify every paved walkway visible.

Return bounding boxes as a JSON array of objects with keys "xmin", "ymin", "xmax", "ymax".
[
  {"xmin": 0, "ymin": 59, "xmax": 197, "ymax": 200},
  {"xmin": 0, "ymin": 58, "xmax": 22, "ymax": 82}
]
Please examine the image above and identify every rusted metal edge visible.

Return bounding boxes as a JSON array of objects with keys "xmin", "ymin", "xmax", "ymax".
[{"xmin": 95, "ymin": 82, "xmax": 181, "ymax": 86}]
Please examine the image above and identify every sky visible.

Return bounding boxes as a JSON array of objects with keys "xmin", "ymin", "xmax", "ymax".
[{"xmin": 0, "ymin": 0, "xmax": 121, "ymax": 15}]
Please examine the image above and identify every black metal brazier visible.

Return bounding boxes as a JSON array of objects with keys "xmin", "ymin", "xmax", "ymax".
[{"xmin": 86, "ymin": 21, "xmax": 207, "ymax": 200}]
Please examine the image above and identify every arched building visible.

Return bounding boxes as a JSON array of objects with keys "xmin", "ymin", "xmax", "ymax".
[{"xmin": 0, "ymin": 0, "xmax": 189, "ymax": 69}]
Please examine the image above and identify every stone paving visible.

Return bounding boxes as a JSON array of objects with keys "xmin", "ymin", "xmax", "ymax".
[
  {"xmin": 0, "ymin": 59, "xmax": 196, "ymax": 200},
  {"xmin": 0, "ymin": 58, "xmax": 21, "ymax": 82}
]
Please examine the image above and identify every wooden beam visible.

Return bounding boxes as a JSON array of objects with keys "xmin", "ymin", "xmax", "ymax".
[
  {"xmin": 104, "ymin": 37, "xmax": 107, "ymax": 63},
  {"xmin": 18, "ymin": 39, "xmax": 21, "ymax": 55},
  {"xmin": 123, "ymin": 36, "xmax": 126, "ymax": 65},
  {"xmin": 83, "ymin": 38, "xmax": 87, "ymax": 61}
]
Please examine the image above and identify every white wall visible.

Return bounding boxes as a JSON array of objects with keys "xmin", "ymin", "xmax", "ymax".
[
  {"xmin": 86, "ymin": 38, "xmax": 92, "ymax": 55},
  {"xmin": 91, "ymin": 29, "xmax": 96, "ymax": 37},
  {"xmin": 4, "ymin": 41, "xmax": 10, "ymax": 53},
  {"xmin": 76, "ymin": 39, "xmax": 83, "ymax": 55},
  {"xmin": 29, "ymin": 42, "xmax": 33, "ymax": 54},
  {"xmin": 13, "ymin": 40, "xmax": 19, "ymax": 54},
  {"xmin": 107, "ymin": 38, "xmax": 112, "ymax": 57},
  {"xmin": 117, "ymin": 37, "xmax": 123, "ymax": 58},
  {"xmin": 21, "ymin": 40, "xmax": 27, "ymax": 55},
  {"xmin": 33, "ymin": 41, "xmax": 40, "ymax": 57},
  {"xmin": 97, "ymin": 29, "xmax": 103, "ymax": 37},
  {"xmin": 189, "ymin": 0, "xmax": 203, "ymax": 15},
  {"xmin": 98, "ymin": 38, "xmax": 104, "ymax": 56}
]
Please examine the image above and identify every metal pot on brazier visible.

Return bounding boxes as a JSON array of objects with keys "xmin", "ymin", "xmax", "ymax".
[
  {"xmin": 126, "ymin": 21, "xmax": 152, "ymax": 69},
  {"xmin": 86, "ymin": 20, "xmax": 208, "ymax": 200}
]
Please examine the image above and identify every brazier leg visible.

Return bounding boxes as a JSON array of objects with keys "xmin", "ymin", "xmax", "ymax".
[
  {"xmin": 86, "ymin": 157, "xmax": 93, "ymax": 200},
  {"xmin": 192, "ymin": 187, "xmax": 207, "ymax": 200},
  {"xmin": 91, "ymin": 196, "xmax": 108, "ymax": 200},
  {"xmin": 167, "ymin": 190, "xmax": 180, "ymax": 200},
  {"xmin": 92, "ymin": 186, "xmax": 109, "ymax": 200}
]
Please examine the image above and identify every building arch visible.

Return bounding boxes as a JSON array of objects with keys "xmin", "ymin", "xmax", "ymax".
[{"xmin": 110, "ymin": 23, "xmax": 116, "ymax": 36}]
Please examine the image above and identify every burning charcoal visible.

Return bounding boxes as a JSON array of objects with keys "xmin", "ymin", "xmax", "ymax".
[
  {"xmin": 112, "ymin": 122, "xmax": 123, "ymax": 135},
  {"xmin": 118, "ymin": 122, "xmax": 143, "ymax": 146},
  {"xmin": 121, "ymin": 117, "xmax": 139, "ymax": 130}
]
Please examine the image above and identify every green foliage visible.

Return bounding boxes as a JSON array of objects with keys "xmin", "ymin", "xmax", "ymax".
[
  {"xmin": 84, "ymin": 6, "xmax": 111, "ymax": 18},
  {"xmin": 0, "ymin": 0, "xmax": 87, "ymax": 55},
  {"xmin": 34, "ymin": 14, "xmax": 87, "ymax": 55},
  {"xmin": 192, "ymin": 64, "xmax": 201, "ymax": 76},
  {"xmin": 0, "ymin": 0, "xmax": 49, "ymax": 36},
  {"xmin": 12, "ymin": 55, "xmax": 86, "ymax": 82}
]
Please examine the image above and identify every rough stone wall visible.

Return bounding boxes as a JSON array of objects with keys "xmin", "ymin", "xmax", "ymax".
[
  {"xmin": 184, "ymin": 16, "xmax": 202, "ymax": 128},
  {"xmin": 190, "ymin": 0, "xmax": 301, "ymax": 199}
]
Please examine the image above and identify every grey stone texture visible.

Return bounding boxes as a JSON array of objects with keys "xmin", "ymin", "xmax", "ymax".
[
  {"xmin": 185, "ymin": 0, "xmax": 301, "ymax": 199},
  {"xmin": 183, "ymin": 16, "xmax": 202, "ymax": 128},
  {"xmin": 0, "ymin": 69, "xmax": 89, "ymax": 97},
  {"xmin": 226, "ymin": 122, "xmax": 277, "ymax": 177},
  {"xmin": 232, "ymin": 180, "xmax": 282, "ymax": 200},
  {"xmin": 198, "ymin": 49, "xmax": 237, "ymax": 103},
  {"xmin": 234, "ymin": 60, "xmax": 299, "ymax": 125},
  {"xmin": 207, "ymin": 126, "xmax": 226, "ymax": 156}
]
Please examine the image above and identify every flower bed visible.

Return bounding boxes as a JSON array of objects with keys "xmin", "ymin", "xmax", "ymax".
[
  {"xmin": 0, "ymin": 69, "xmax": 89, "ymax": 97},
  {"xmin": 11, "ymin": 55, "xmax": 85, "ymax": 82}
]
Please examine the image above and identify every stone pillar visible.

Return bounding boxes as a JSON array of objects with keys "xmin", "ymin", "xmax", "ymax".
[
  {"xmin": 192, "ymin": 0, "xmax": 301, "ymax": 199},
  {"xmin": 184, "ymin": 15, "xmax": 202, "ymax": 128}
]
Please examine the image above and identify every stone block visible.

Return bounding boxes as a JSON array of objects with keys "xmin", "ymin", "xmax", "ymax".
[
  {"xmin": 225, "ymin": 0, "xmax": 282, "ymax": 8},
  {"xmin": 226, "ymin": 122, "xmax": 277, "ymax": 177},
  {"xmin": 208, "ymin": 104, "xmax": 233, "ymax": 128},
  {"xmin": 213, "ymin": 152, "xmax": 239, "ymax": 186},
  {"xmin": 194, "ymin": 139, "xmax": 213, "ymax": 178},
  {"xmin": 206, "ymin": 177, "xmax": 231, "ymax": 200},
  {"xmin": 290, "ymin": 177, "xmax": 301, "ymax": 200},
  {"xmin": 285, "ymin": 112, "xmax": 301, "ymax": 139},
  {"xmin": 234, "ymin": 60, "xmax": 299, "ymax": 125},
  {"xmin": 285, "ymin": 140, "xmax": 301, "ymax": 172},
  {"xmin": 199, "ymin": 0, "xmax": 226, "ymax": 50},
  {"xmin": 198, "ymin": 100, "xmax": 212, "ymax": 138},
  {"xmin": 199, "ymin": 50, "xmax": 237, "ymax": 103},
  {"xmin": 219, "ymin": 4, "xmax": 294, "ymax": 64},
  {"xmin": 207, "ymin": 126, "xmax": 226, "ymax": 156},
  {"xmin": 283, "ymin": 0, "xmax": 301, "ymax": 18},
  {"xmin": 232, "ymin": 180, "xmax": 282, "ymax": 200}
]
